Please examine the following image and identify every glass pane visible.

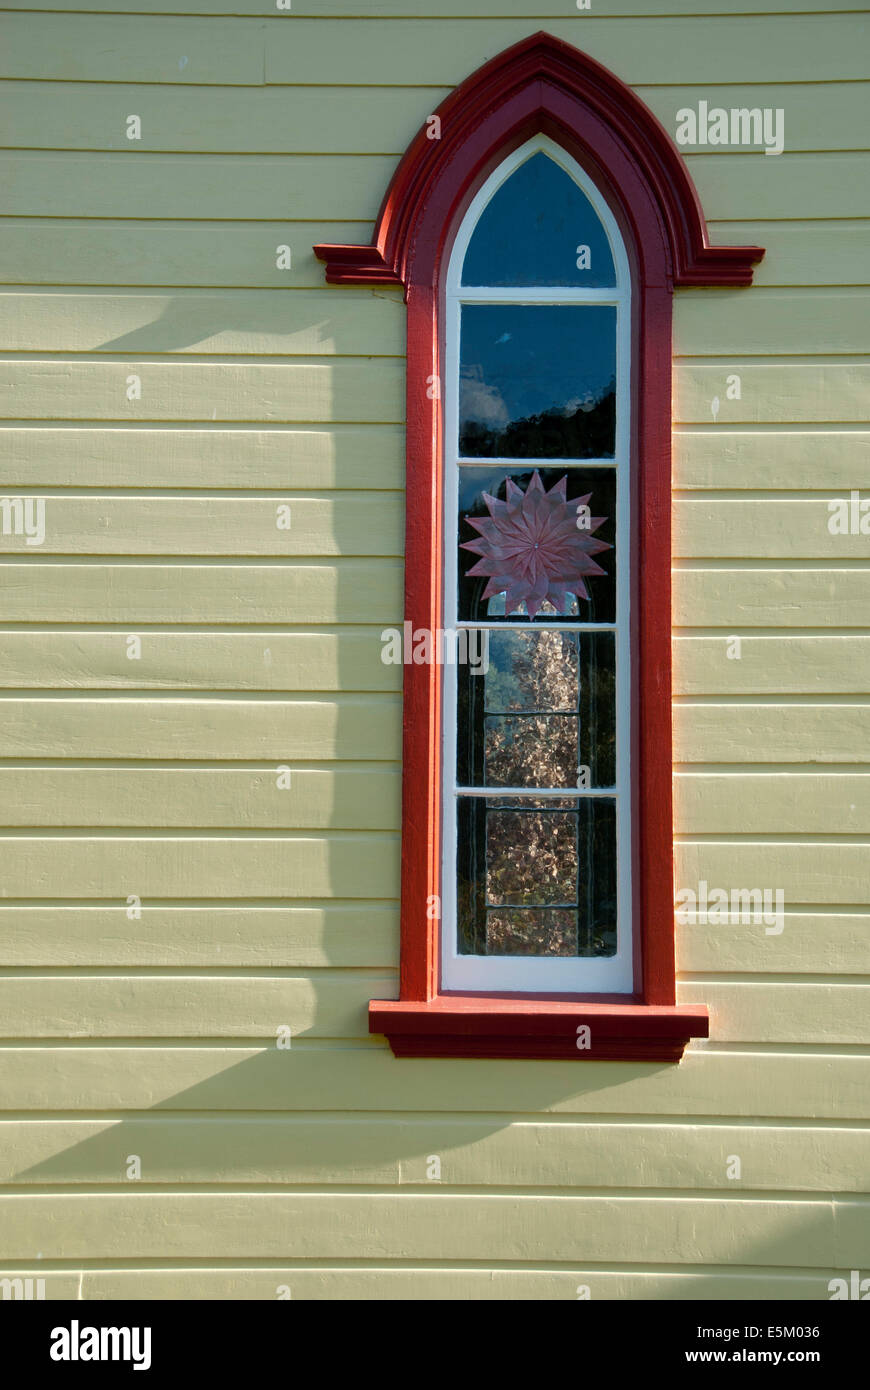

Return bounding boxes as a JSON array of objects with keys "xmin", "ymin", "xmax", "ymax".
[
  {"xmin": 461, "ymin": 152, "xmax": 616, "ymax": 288},
  {"xmin": 459, "ymin": 305, "xmax": 616, "ymax": 458},
  {"xmin": 456, "ymin": 797, "xmax": 617, "ymax": 956},
  {"xmin": 485, "ymin": 630, "xmax": 578, "ymax": 712},
  {"xmin": 486, "ymin": 808, "xmax": 578, "ymax": 905},
  {"xmin": 457, "ymin": 631, "xmax": 615, "ymax": 788},
  {"xmin": 458, "ymin": 467, "xmax": 616, "ymax": 624},
  {"xmin": 485, "ymin": 715, "xmax": 578, "ymax": 788},
  {"xmin": 486, "ymin": 908, "xmax": 578, "ymax": 956}
]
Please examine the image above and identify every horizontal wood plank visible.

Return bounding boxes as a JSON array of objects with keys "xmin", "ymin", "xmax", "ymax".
[
  {"xmin": 0, "ymin": 562, "xmax": 404, "ymax": 624},
  {"xmin": 0, "ymin": 1046, "xmax": 864, "ymax": 1118},
  {"xmin": 3, "ymin": 1116, "xmax": 866, "ymax": 1192}
]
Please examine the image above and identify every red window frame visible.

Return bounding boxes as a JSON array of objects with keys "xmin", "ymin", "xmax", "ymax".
[{"xmin": 315, "ymin": 33, "xmax": 763, "ymax": 1061}]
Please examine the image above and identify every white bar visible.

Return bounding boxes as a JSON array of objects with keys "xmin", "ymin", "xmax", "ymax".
[
  {"xmin": 455, "ymin": 786, "xmax": 618, "ymax": 797},
  {"xmin": 454, "ymin": 620, "xmax": 616, "ymax": 631},
  {"xmin": 456, "ymin": 456, "xmax": 619, "ymax": 468},
  {"xmin": 455, "ymin": 287, "xmax": 623, "ymax": 304}
]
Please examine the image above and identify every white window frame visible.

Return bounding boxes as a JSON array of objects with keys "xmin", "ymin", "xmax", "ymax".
[{"xmin": 440, "ymin": 134, "xmax": 633, "ymax": 994}]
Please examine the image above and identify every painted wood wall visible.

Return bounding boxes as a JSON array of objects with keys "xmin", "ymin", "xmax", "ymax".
[{"xmin": 0, "ymin": 0, "xmax": 867, "ymax": 1299}]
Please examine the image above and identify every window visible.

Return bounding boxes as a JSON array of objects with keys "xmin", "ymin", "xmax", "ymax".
[
  {"xmin": 315, "ymin": 33, "xmax": 763, "ymax": 1059},
  {"xmin": 443, "ymin": 138, "xmax": 631, "ymax": 995}
]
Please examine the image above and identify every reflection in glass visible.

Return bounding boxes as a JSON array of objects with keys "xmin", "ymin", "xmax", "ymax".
[
  {"xmin": 485, "ymin": 715, "xmax": 577, "ymax": 788},
  {"xmin": 486, "ymin": 809, "xmax": 578, "ymax": 905},
  {"xmin": 459, "ymin": 305, "xmax": 616, "ymax": 458},
  {"xmin": 461, "ymin": 153, "xmax": 616, "ymax": 288},
  {"xmin": 485, "ymin": 630, "xmax": 578, "ymax": 711},
  {"xmin": 456, "ymin": 797, "xmax": 617, "ymax": 957},
  {"xmin": 486, "ymin": 908, "xmax": 578, "ymax": 957},
  {"xmin": 457, "ymin": 630, "xmax": 616, "ymax": 789}
]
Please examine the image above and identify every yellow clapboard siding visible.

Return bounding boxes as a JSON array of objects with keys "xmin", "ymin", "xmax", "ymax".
[
  {"xmin": 0, "ymin": 360, "xmax": 406, "ymax": 423},
  {"xmin": 0, "ymin": 631, "xmax": 401, "ymax": 691},
  {"xmin": 0, "ymin": 903, "xmax": 863, "ymax": 976},
  {"xmin": 262, "ymin": 16, "xmax": 869, "ymax": 86},
  {"xmin": 0, "ymin": 286, "xmax": 408, "ymax": 350},
  {"xmin": 0, "ymin": 1191, "xmax": 863, "ymax": 1267},
  {"xmin": 0, "ymin": 562, "xmax": 404, "ymax": 624},
  {"xmin": 0, "ymin": 14, "xmax": 266, "ymax": 85},
  {"xmin": 0, "ymin": 83, "xmax": 439, "ymax": 155},
  {"xmin": 6, "ymin": 627, "xmax": 870, "ymax": 702},
  {"xmin": 702, "ymin": 226, "xmax": 870, "ymax": 290},
  {"xmin": 674, "ymin": 499, "xmax": 870, "ymax": 558},
  {"xmin": 3, "ymin": 285, "xmax": 867, "ymax": 355},
  {"xmin": 675, "ymin": 841, "xmax": 870, "ymax": 904},
  {"xmin": 675, "ymin": 704, "xmax": 870, "ymax": 764},
  {"xmin": 0, "ymin": 225, "xmax": 396, "ymax": 291},
  {"xmin": 674, "ymin": 637, "xmax": 870, "ymax": 695},
  {"xmin": 0, "ymin": 975, "xmax": 864, "ymax": 1044},
  {"xmin": 3, "ymin": 16, "xmax": 865, "ymax": 87},
  {"xmin": 5, "ymin": 695, "xmax": 869, "ymax": 765},
  {"xmin": 678, "ymin": 911, "xmax": 869, "ymax": 975},
  {"xmin": 3, "ymin": 561, "xmax": 864, "ymax": 629},
  {"xmin": 4, "ymin": 150, "xmax": 869, "ymax": 221},
  {"xmin": 0, "ymin": 152, "xmax": 395, "ymax": 219},
  {"xmin": 674, "ymin": 568, "xmax": 870, "ymax": 629},
  {"xmin": 677, "ymin": 982, "xmax": 870, "ymax": 1045},
  {"xmin": 685, "ymin": 153, "xmax": 870, "ymax": 222},
  {"xmin": 674, "ymin": 431, "xmax": 870, "ymax": 491},
  {"xmin": 0, "ymin": 904, "xmax": 398, "ymax": 967},
  {"xmin": 676, "ymin": 774, "xmax": 870, "ymax": 835},
  {"xmin": 0, "ymin": 496, "xmax": 405, "ymax": 558},
  {"xmin": 5, "ymin": 361, "xmax": 868, "ymax": 426},
  {"xmin": 2, "ymin": 0, "xmax": 863, "ymax": 14},
  {"xmin": 675, "ymin": 365, "xmax": 870, "ymax": 425},
  {"xmin": 3, "ymin": 80, "xmax": 867, "ymax": 157},
  {"xmin": 0, "ymin": 1267, "xmax": 840, "ymax": 1302},
  {"xmin": 0, "ymin": 1267, "xmax": 842, "ymax": 1301},
  {"xmin": 0, "ymin": 426, "xmax": 405, "ymax": 489},
  {"xmin": 0, "ymin": 1045, "xmax": 865, "ymax": 1118},
  {"xmin": 0, "ymin": 767, "xmax": 401, "ymax": 829},
  {"xmin": 3, "ymin": 966, "xmax": 867, "ymax": 1046},
  {"xmin": 0, "ymin": 832, "xmax": 400, "ymax": 897},
  {"xmin": 675, "ymin": 288, "xmax": 870, "ymax": 354},
  {"xmin": 0, "ymin": 696, "xmax": 401, "ymax": 759},
  {"xmin": 3, "ymin": 1117, "xmax": 867, "ymax": 1192},
  {"xmin": 0, "ymin": 289, "xmax": 406, "ymax": 355},
  {"xmin": 0, "ymin": 974, "xmax": 393, "ymax": 1039},
  {"xmin": 62, "ymin": 1268, "xmax": 856, "ymax": 1301}
]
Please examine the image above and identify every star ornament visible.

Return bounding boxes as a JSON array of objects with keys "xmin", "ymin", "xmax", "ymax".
[{"xmin": 461, "ymin": 470, "xmax": 611, "ymax": 619}]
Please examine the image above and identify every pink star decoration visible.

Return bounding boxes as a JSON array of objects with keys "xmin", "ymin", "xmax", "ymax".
[{"xmin": 461, "ymin": 470, "xmax": 611, "ymax": 619}]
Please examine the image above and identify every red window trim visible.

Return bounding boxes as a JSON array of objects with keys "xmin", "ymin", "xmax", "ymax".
[{"xmin": 315, "ymin": 33, "xmax": 763, "ymax": 1061}]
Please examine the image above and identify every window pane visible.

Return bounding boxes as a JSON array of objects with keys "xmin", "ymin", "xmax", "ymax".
[
  {"xmin": 457, "ymin": 630, "xmax": 615, "ymax": 788},
  {"xmin": 461, "ymin": 152, "xmax": 616, "ymax": 288},
  {"xmin": 486, "ymin": 808, "xmax": 578, "ymax": 905},
  {"xmin": 456, "ymin": 797, "xmax": 617, "ymax": 957},
  {"xmin": 485, "ymin": 629, "xmax": 578, "ymax": 711},
  {"xmin": 458, "ymin": 467, "xmax": 616, "ymax": 624},
  {"xmin": 485, "ymin": 714, "xmax": 578, "ymax": 787},
  {"xmin": 486, "ymin": 908, "xmax": 578, "ymax": 957},
  {"xmin": 459, "ymin": 305, "xmax": 616, "ymax": 458}
]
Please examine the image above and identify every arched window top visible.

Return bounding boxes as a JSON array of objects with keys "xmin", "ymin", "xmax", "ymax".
[{"xmin": 458, "ymin": 140, "xmax": 620, "ymax": 290}]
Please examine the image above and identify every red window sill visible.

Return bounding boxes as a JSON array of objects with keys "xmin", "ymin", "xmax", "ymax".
[{"xmin": 369, "ymin": 996, "xmax": 709, "ymax": 1062}]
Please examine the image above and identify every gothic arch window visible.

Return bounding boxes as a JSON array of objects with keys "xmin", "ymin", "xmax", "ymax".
[{"xmin": 316, "ymin": 33, "xmax": 763, "ymax": 1060}]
